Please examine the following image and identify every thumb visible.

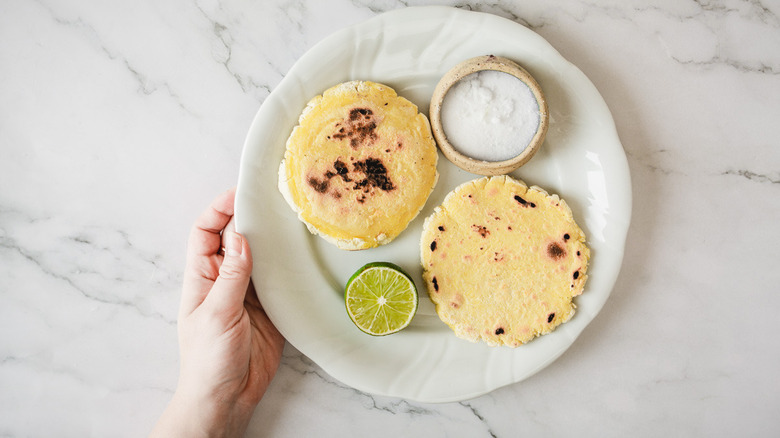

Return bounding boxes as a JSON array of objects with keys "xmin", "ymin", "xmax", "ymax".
[{"xmin": 203, "ymin": 231, "xmax": 253, "ymax": 315}]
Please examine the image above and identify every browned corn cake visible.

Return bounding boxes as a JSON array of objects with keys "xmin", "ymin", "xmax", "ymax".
[
  {"xmin": 420, "ymin": 175, "xmax": 590, "ymax": 347},
  {"xmin": 279, "ymin": 80, "xmax": 438, "ymax": 250}
]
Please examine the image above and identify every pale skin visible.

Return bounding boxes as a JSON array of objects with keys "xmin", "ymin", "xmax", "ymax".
[{"xmin": 150, "ymin": 188, "xmax": 285, "ymax": 438}]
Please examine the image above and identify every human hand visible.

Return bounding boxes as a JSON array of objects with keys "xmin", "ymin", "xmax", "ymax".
[{"xmin": 151, "ymin": 188, "xmax": 284, "ymax": 438}]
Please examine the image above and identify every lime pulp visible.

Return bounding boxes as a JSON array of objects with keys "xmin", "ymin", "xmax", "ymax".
[{"xmin": 344, "ymin": 262, "xmax": 418, "ymax": 336}]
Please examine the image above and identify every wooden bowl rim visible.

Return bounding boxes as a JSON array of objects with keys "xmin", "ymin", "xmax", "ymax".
[{"xmin": 429, "ymin": 55, "xmax": 549, "ymax": 176}]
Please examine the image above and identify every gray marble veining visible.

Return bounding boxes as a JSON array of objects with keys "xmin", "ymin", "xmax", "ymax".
[{"xmin": 1, "ymin": 0, "xmax": 779, "ymax": 436}]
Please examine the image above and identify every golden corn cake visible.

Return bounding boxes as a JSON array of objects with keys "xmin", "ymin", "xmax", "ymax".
[
  {"xmin": 279, "ymin": 81, "xmax": 438, "ymax": 250},
  {"xmin": 420, "ymin": 175, "xmax": 590, "ymax": 347}
]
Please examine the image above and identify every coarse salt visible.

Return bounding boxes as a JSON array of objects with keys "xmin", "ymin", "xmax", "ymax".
[{"xmin": 440, "ymin": 70, "xmax": 540, "ymax": 162}]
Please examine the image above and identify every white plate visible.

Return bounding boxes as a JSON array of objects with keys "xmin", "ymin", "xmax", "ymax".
[{"xmin": 236, "ymin": 6, "xmax": 631, "ymax": 403}]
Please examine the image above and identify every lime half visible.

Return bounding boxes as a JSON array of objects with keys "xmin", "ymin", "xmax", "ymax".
[{"xmin": 345, "ymin": 262, "xmax": 418, "ymax": 336}]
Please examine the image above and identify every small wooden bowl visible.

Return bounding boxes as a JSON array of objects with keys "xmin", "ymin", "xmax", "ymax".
[{"xmin": 429, "ymin": 55, "xmax": 549, "ymax": 176}]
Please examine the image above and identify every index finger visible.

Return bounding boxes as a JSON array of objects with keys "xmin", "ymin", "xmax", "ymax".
[
  {"xmin": 188, "ymin": 187, "xmax": 236, "ymax": 258},
  {"xmin": 181, "ymin": 188, "xmax": 236, "ymax": 315}
]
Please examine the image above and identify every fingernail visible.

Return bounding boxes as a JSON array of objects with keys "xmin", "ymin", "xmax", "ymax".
[{"xmin": 225, "ymin": 232, "xmax": 243, "ymax": 257}]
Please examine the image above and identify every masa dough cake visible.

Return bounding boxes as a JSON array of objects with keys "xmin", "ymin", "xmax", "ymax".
[
  {"xmin": 420, "ymin": 175, "xmax": 590, "ymax": 347},
  {"xmin": 279, "ymin": 81, "xmax": 438, "ymax": 250}
]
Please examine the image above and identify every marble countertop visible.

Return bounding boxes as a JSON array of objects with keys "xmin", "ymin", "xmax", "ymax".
[{"xmin": 1, "ymin": 1, "xmax": 778, "ymax": 436}]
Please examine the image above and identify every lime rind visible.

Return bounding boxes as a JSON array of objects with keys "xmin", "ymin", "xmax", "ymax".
[{"xmin": 345, "ymin": 263, "xmax": 418, "ymax": 336}]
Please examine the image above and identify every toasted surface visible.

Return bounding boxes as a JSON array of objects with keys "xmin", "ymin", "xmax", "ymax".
[
  {"xmin": 420, "ymin": 175, "xmax": 590, "ymax": 347},
  {"xmin": 279, "ymin": 81, "xmax": 438, "ymax": 250}
]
